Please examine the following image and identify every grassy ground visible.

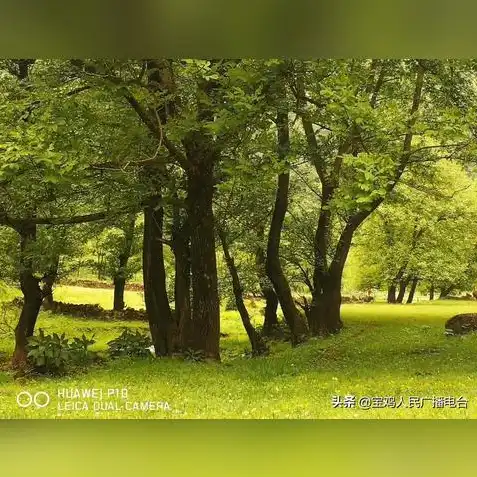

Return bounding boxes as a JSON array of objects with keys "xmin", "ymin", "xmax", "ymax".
[{"xmin": 1, "ymin": 285, "xmax": 477, "ymax": 418}]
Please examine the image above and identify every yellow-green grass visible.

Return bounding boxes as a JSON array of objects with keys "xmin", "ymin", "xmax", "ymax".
[
  {"xmin": 1, "ymin": 286, "xmax": 477, "ymax": 419},
  {"xmin": 53, "ymin": 285, "xmax": 145, "ymax": 310}
]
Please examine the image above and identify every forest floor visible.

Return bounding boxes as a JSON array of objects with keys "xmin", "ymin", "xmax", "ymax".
[{"xmin": 1, "ymin": 286, "xmax": 477, "ymax": 418}]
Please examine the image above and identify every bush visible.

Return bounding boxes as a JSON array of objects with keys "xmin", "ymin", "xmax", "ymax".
[
  {"xmin": 27, "ymin": 329, "xmax": 96, "ymax": 374},
  {"xmin": 107, "ymin": 329, "xmax": 152, "ymax": 358},
  {"xmin": 183, "ymin": 348, "xmax": 206, "ymax": 362}
]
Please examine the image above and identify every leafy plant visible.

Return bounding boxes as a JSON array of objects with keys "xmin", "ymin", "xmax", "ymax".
[
  {"xmin": 107, "ymin": 329, "xmax": 152, "ymax": 358},
  {"xmin": 68, "ymin": 334, "xmax": 96, "ymax": 364},
  {"xmin": 183, "ymin": 348, "xmax": 206, "ymax": 362},
  {"xmin": 26, "ymin": 329, "xmax": 96, "ymax": 374}
]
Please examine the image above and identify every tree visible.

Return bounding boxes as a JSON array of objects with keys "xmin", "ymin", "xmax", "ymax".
[
  {"xmin": 353, "ymin": 160, "xmax": 477, "ymax": 301},
  {"xmin": 0, "ymin": 59, "xmax": 149, "ymax": 365},
  {"xmin": 289, "ymin": 59, "xmax": 472, "ymax": 334}
]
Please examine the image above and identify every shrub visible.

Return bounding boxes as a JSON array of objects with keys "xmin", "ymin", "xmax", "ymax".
[
  {"xmin": 107, "ymin": 329, "xmax": 152, "ymax": 358},
  {"xmin": 27, "ymin": 329, "xmax": 96, "ymax": 374}
]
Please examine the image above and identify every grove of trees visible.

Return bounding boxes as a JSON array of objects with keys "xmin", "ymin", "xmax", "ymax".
[{"xmin": 2, "ymin": 58, "xmax": 477, "ymax": 366}]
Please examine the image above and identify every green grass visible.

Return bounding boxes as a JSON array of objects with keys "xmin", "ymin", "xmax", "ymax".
[
  {"xmin": 1, "ymin": 286, "xmax": 477, "ymax": 419},
  {"xmin": 53, "ymin": 285, "xmax": 145, "ymax": 310}
]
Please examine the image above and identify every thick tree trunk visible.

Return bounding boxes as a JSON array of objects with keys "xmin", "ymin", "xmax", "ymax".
[
  {"xmin": 171, "ymin": 202, "xmax": 191, "ymax": 351},
  {"xmin": 308, "ymin": 214, "xmax": 364, "ymax": 335},
  {"xmin": 266, "ymin": 110, "xmax": 308, "ymax": 345},
  {"xmin": 113, "ymin": 215, "xmax": 136, "ymax": 311},
  {"xmin": 12, "ymin": 223, "xmax": 43, "ymax": 368},
  {"xmin": 429, "ymin": 283, "xmax": 435, "ymax": 301},
  {"xmin": 41, "ymin": 255, "xmax": 59, "ymax": 311},
  {"xmin": 143, "ymin": 198, "xmax": 174, "ymax": 356},
  {"xmin": 406, "ymin": 277, "xmax": 419, "ymax": 304},
  {"xmin": 185, "ymin": 158, "xmax": 221, "ymax": 360},
  {"xmin": 396, "ymin": 277, "xmax": 410, "ymax": 304},
  {"xmin": 387, "ymin": 284, "xmax": 397, "ymax": 304},
  {"xmin": 254, "ymin": 240, "xmax": 279, "ymax": 336},
  {"xmin": 308, "ymin": 274, "xmax": 343, "ymax": 335},
  {"xmin": 219, "ymin": 230, "xmax": 268, "ymax": 356}
]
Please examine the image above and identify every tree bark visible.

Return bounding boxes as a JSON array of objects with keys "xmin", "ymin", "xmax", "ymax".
[
  {"xmin": 113, "ymin": 277, "xmax": 126, "ymax": 311},
  {"xmin": 254, "ymin": 238, "xmax": 279, "ymax": 336},
  {"xmin": 171, "ymin": 201, "xmax": 191, "ymax": 351},
  {"xmin": 387, "ymin": 284, "xmax": 397, "ymax": 304},
  {"xmin": 396, "ymin": 277, "xmax": 410, "ymax": 304},
  {"xmin": 308, "ymin": 213, "xmax": 362, "ymax": 335},
  {"xmin": 266, "ymin": 109, "xmax": 308, "ymax": 345},
  {"xmin": 184, "ymin": 147, "xmax": 221, "ymax": 360},
  {"xmin": 113, "ymin": 215, "xmax": 136, "ymax": 311},
  {"xmin": 12, "ymin": 223, "xmax": 43, "ymax": 368},
  {"xmin": 219, "ymin": 229, "xmax": 268, "ymax": 356},
  {"xmin": 142, "ymin": 197, "xmax": 174, "ymax": 356},
  {"xmin": 429, "ymin": 283, "xmax": 435, "ymax": 301},
  {"xmin": 406, "ymin": 277, "xmax": 419, "ymax": 304},
  {"xmin": 41, "ymin": 255, "xmax": 59, "ymax": 311}
]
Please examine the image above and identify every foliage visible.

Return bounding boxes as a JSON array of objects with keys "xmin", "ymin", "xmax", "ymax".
[
  {"xmin": 26, "ymin": 329, "xmax": 95, "ymax": 374},
  {"xmin": 183, "ymin": 348, "xmax": 206, "ymax": 362},
  {"xmin": 107, "ymin": 328, "xmax": 152, "ymax": 358},
  {"xmin": 352, "ymin": 160, "xmax": 477, "ymax": 294}
]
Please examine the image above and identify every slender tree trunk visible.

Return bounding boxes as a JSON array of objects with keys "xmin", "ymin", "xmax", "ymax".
[
  {"xmin": 143, "ymin": 198, "xmax": 174, "ymax": 356},
  {"xmin": 171, "ymin": 202, "xmax": 191, "ymax": 351},
  {"xmin": 185, "ymin": 154, "xmax": 221, "ymax": 360},
  {"xmin": 113, "ymin": 277, "xmax": 126, "ymax": 311},
  {"xmin": 266, "ymin": 110, "xmax": 308, "ymax": 344},
  {"xmin": 113, "ymin": 215, "xmax": 136, "ymax": 311},
  {"xmin": 396, "ymin": 277, "xmax": 410, "ymax": 304},
  {"xmin": 219, "ymin": 229, "xmax": 268, "ymax": 356},
  {"xmin": 406, "ymin": 277, "xmax": 419, "ymax": 304},
  {"xmin": 12, "ymin": 223, "xmax": 43, "ymax": 368},
  {"xmin": 41, "ymin": 255, "xmax": 59, "ymax": 311},
  {"xmin": 429, "ymin": 283, "xmax": 435, "ymax": 301},
  {"xmin": 254, "ymin": 240, "xmax": 279, "ymax": 336}
]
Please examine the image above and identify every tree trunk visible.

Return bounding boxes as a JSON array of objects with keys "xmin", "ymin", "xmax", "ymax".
[
  {"xmin": 308, "ymin": 214, "xmax": 365, "ymax": 335},
  {"xmin": 41, "ymin": 255, "xmax": 59, "ymax": 311},
  {"xmin": 171, "ymin": 201, "xmax": 191, "ymax": 351},
  {"xmin": 388, "ymin": 267, "xmax": 406, "ymax": 304},
  {"xmin": 308, "ymin": 274, "xmax": 343, "ymax": 335},
  {"xmin": 113, "ymin": 276, "xmax": 126, "ymax": 311},
  {"xmin": 266, "ymin": 109, "xmax": 308, "ymax": 345},
  {"xmin": 219, "ymin": 229, "xmax": 268, "ymax": 356},
  {"xmin": 429, "ymin": 283, "xmax": 435, "ymax": 301},
  {"xmin": 439, "ymin": 285, "xmax": 453, "ymax": 299},
  {"xmin": 185, "ymin": 156, "xmax": 221, "ymax": 360},
  {"xmin": 387, "ymin": 284, "xmax": 397, "ymax": 303},
  {"xmin": 12, "ymin": 223, "xmax": 43, "ymax": 368},
  {"xmin": 143, "ymin": 198, "xmax": 174, "ymax": 356},
  {"xmin": 113, "ymin": 215, "xmax": 136, "ymax": 311},
  {"xmin": 406, "ymin": 277, "xmax": 419, "ymax": 304},
  {"xmin": 254, "ymin": 240, "xmax": 279, "ymax": 336},
  {"xmin": 396, "ymin": 277, "xmax": 410, "ymax": 304}
]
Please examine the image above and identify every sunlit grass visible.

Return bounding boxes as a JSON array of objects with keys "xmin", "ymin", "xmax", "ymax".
[{"xmin": 1, "ymin": 286, "xmax": 477, "ymax": 419}]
